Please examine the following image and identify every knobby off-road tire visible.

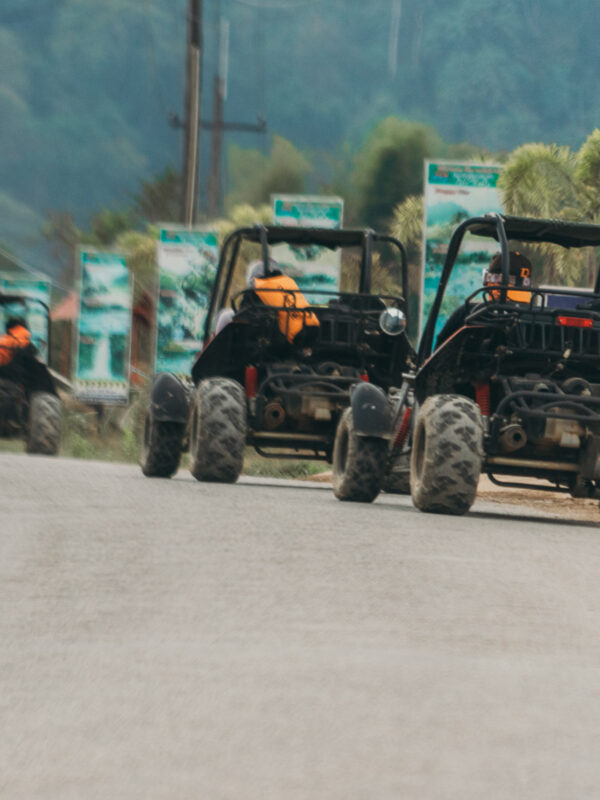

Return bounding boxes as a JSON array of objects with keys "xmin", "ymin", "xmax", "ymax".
[
  {"xmin": 410, "ymin": 394, "xmax": 483, "ymax": 515},
  {"xmin": 190, "ymin": 378, "xmax": 246, "ymax": 483},
  {"xmin": 381, "ymin": 452, "xmax": 411, "ymax": 494},
  {"xmin": 26, "ymin": 392, "xmax": 62, "ymax": 456},
  {"xmin": 140, "ymin": 413, "xmax": 184, "ymax": 478},
  {"xmin": 332, "ymin": 407, "xmax": 388, "ymax": 502}
]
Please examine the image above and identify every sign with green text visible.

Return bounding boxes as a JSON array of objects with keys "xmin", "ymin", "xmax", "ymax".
[{"xmin": 421, "ymin": 161, "xmax": 503, "ymax": 338}]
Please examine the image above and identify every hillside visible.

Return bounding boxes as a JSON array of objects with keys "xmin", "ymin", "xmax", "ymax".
[{"xmin": 1, "ymin": 0, "xmax": 596, "ymax": 271}]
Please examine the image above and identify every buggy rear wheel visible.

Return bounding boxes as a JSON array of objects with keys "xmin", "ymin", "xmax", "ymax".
[
  {"xmin": 410, "ymin": 394, "xmax": 483, "ymax": 515},
  {"xmin": 189, "ymin": 378, "xmax": 246, "ymax": 483},
  {"xmin": 26, "ymin": 391, "xmax": 61, "ymax": 455},
  {"xmin": 140, "ymin": 412, "xmax": 184, "ymax": 478},
  {"xmin": 332, "ymin": 407, "xmax": 387, "ymax": 502}
]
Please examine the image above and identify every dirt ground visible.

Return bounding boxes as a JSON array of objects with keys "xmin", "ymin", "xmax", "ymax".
[
  {"xmin": 476, "ymin": 475, "xmax": 600, "ymax": 523},
  {"xmin": 306, "ymin": 471, "xmax": 600, "ymax": 523}
]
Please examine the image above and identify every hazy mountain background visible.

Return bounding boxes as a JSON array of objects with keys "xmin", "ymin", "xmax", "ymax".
[{"xmin": 1, "ymin": 0, "xmax": 597, "ymax": 275}]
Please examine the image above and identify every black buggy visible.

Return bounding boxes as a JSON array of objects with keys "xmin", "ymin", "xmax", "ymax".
[
  {"xmin": 140, "ymin": 224, "xmax": 414, "ymax": 488},
  {"xmin": 0, "ymin": 293, "xmax": 62, "ymax": 455},
  {"xmin": 392, "ymin": 213, "xmax": 600, "ymax": 515}
]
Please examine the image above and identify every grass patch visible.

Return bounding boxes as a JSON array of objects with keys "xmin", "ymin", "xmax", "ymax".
[{"xmin": 242, "ymin": 447, "xmax": 330, "ymax": 479}]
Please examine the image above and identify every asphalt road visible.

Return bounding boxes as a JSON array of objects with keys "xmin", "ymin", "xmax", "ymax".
[{"xmin": 2, "ymin": 452, "xmax": 600, "ymax": 799}]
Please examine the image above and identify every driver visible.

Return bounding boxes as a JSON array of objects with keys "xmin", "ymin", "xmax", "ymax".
[
  {"xmin": 0, "ymin": 316, "xmax": 32, "ymax": 369},
  {"xmin": 435, "ymin": 250, "xmax": 532, "ymax": 347}
]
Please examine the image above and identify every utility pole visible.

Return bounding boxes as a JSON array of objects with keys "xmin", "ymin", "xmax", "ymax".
[
  {"xmin": 205, "ymin": 17, "xmax": 267, "ymax": 218},
  {"xmin": 181, "ymin": 0, "xmax": 203, "ymax": 226},
  {"xmin": 173, "ymin": 9, "xmax": 267, "ymax": 220},
  {"xmin": 207, "ymin": 18, "xmax": 227, "ymax": 219}
]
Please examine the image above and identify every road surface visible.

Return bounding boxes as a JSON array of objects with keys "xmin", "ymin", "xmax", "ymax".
[{"xmin": 1, "ymin": 453, "xmax": 600, "ymax": 799}]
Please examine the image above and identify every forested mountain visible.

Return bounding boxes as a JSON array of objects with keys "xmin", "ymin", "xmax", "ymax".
[{"xmin": 1, "ymin": 0, "xmax": 597, "ymax": 273}]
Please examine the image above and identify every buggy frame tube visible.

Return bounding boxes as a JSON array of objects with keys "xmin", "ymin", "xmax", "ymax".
[{"xmin": 418, "ymin": 214, "xmax": 510, "ymax": 366}]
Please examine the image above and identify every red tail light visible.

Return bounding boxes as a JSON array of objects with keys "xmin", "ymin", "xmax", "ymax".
[
  {"xmin": 245, "ymin": 365, "xmax": 258, "ymax": 398},
  {"xmin": 557, "ymin": 316, "xmax": 593, "ymax": 328}
]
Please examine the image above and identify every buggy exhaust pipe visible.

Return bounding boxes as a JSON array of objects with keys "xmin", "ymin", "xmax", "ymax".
[
  {"xmin": 264, "ymin": 402, "xmax": 286, "ymax": 429},
  {"xmin": 498, "ymin": 424, "xmax": 527, "ymax": 453}
]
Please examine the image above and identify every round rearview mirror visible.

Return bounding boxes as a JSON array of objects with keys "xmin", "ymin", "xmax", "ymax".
[{"xmin": 379, "ymin": 307, "xmax": 406, "ymax": 336}]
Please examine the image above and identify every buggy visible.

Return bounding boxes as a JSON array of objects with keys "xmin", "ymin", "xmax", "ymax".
[
  {"xmin": 0, "ymin": 293, "xmax": 62, "ymax": 455},
  {"xmin": 140, "ymin": 224, "xmax": 414, "ymax": 490},
  {"xmin": 400, "ymin": 213, "xmax": 600, "ymax": 514}
]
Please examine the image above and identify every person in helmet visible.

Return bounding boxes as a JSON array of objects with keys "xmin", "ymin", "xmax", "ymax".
[
  {"xmin": 0, "ymin": 316, "xmax": 33, "ymax": 369},
  {"xmin": 435, "ymin": 250, "xmax": 533, "ymax": 348},
  {"xmin": 482, "ymin": 250, "xmax": 532, "ymax": 304}
]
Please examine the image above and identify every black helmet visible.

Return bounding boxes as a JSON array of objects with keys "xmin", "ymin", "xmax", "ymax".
[
  {"xmin": 5, "ymin": 316, "xmax": 28, "ymax": 332},
  {"xmin": 483, "ymin": 251, "xmax": 532, "ymax": 289}
]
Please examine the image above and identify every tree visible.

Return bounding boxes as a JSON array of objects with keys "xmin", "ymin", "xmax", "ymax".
[
  {"xmin": 42, "ymin": 211, "xmax": 81, "ymax": 285},
  {"xmin": 350, "ymin": 118, "xmax": 443, "ymax": 230},
  {"xmin": 86, "ymin": 209, "xmax": 137, "ymax": 246},
  {"xmin": 134, "ymin": 167, "xmax": 181, "ymax": 224},
  {"xmin": 391, "ymin": 194, "xmax": 424, "ymax": 341},
  {"xmin": 225, "ymin": 136, "xmax": 311, "ymax": 211},
  {"xmin": 498, "ymin": 132, "xmax": 600, "ymax": 284}
]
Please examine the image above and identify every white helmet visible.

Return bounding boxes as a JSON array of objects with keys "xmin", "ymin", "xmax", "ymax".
[{"xmin": 246, "ymin": 258, "xmax": 282, "ymax": 287}]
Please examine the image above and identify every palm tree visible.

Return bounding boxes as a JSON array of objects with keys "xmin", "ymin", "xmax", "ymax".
[
  {"xmin": 391, "ymin": 194, "xmax": 424, "ymax": 340},
  {"xmin": 498, "ymin": 131, "xmax": 600, "ymax": 286}
]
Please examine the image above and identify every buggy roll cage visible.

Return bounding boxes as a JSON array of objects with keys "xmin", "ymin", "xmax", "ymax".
[
  {"xmin": 417, "ymin": 213, "xmax": 600, "ymax": 366},
  {"xmin": 202, "ymin": 224, "xmax": 409, "ymax": 345},
  {"xmin": 0, "ymin": 293, "xmax": 51, "ymax": 358}
]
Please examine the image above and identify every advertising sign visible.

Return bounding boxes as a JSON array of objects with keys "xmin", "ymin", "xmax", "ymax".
[
  {"xmin": 421, "ymin": 161, "xmax": 503, "ymax": 338},
  {"xmin": 155, "ymin": 227, "xmax": 219, "ymax": 377},
  {"xmin": 271, "ymin": 194, "xmax": 344, "ymax": 298},
  {"xmin": 0, "ymin": 276, "xmax": 52, "ymax": 362},
  {"xmin": 74, "ymin": 250, "xmax": 132, "ymax": 404}
]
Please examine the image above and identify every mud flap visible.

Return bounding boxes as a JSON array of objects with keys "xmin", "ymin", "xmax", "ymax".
[
  {"xmin": 350, "ymin": 382, "xmax": 392, "ymax": 438},
  {"xmin": 149, "ymin": 373, "xmax": 190, "ymax": 423}
]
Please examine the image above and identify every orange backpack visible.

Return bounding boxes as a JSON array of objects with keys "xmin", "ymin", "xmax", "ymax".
[{"xmin": 253, "ymin": 275, "xmax": 320, "ymax": 343}]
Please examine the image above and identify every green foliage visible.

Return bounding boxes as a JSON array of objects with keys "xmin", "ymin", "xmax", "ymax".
[
  {"xmin": 574, "ymin": 130, "xmax": 600, "ymax": 220},
  {"xmin": 392, "ymin": 195, "xmax": 424, "ymax": 260},
  {"xmin": 2, "ymin": 0, "xmax": 600, "ymax": 272},
  {"xmin": 115, "ymin": 229, "xmax": 157, "ymax": 298},
  {"xmin": 134, "ymin": 167, "xmax": 181, "ymax": 224},
  {"xmin": 351, "ymin": 119, "xmax": 443, "ymax": 229},
  {"xmin": 497, "ymin": 134, "xmax": 600, "ymax": 285},
  {"xmin": 86, "ymin": 208, "xmax": 136, "ymax": 246},
  {"xmin": 225, "ymin": 135, "xmax": 311, "ymax": 211},
  {"xmin": 498, "ymin": 143, "xmax": 578, "ymax": 220},
  {"xmin": 391, "ymin": 194, "xmax": 425, "ymax": 341}
]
